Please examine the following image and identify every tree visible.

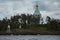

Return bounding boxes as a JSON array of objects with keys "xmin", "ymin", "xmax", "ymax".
[
  {"xmin": 10, "ymin": 14, "xmax": 20, "ymax": 29},
  {"xmin": 46, "ymin": 16, "xmax": 51, "ymax": 24},
  {"xmin": 26, "ymin": 14, "xmax": 31, "ymax": 24},
  {"xmin": 46, "ymin": 16, "xmax": 52, "ymax": 30},
  {"xmin": 1, "ymin": 17, "xmax": 8, "ymax": 30},
  {"xmin": 49, "ymin": 19, "xmax": 57, "ymax": 30},
  {"xmin": 21, "ymin": 14, "xmax": 27, "ymax": 28},
  {"xmin": 46, "ymin": 16, "xmax": 60, "ymax": 30},
  {"xmin": 40, "ymin": 17, "xmax": 44, "ymax": 24}
]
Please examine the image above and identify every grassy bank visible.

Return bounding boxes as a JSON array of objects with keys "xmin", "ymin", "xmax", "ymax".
[{"xmin": 0, "ymin": 27, "xmax": 60, "ymax": 35}]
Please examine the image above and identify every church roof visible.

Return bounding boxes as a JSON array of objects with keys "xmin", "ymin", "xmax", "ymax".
[
  {"xmin": 34, "ymin": 7, "xmax": 40, "ymax": 15},
  {"xmin": 34, "ymin": 3, "xmax": 41, "ymax": 15}
]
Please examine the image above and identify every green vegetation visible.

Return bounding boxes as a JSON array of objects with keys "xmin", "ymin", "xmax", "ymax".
[{"xmin": 0, "ymin": 14, "xmax": 60, "ymax": 35}]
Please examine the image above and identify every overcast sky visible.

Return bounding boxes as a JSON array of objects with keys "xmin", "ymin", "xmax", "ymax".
[{"xmin": 0, "ymin": 0, "xmax": 60, "ymax": 20}]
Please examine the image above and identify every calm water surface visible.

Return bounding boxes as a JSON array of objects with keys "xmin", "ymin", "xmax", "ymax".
[{"xmin": 0, "ymin": 35, "xmax": 60, "ymax": 40}]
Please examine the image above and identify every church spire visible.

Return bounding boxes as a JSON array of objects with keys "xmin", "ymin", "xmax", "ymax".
[
  {"xmin": 32, "ymin": 2, "xmax": 42, "ymax": 24},
  {"xmin": 34, "ymin": 2, "xmax": 41, "ymax": 16}
]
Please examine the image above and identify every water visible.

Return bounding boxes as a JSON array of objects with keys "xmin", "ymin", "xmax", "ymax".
[{"xmin": 0, "ymin": 35, "xmax": 60, "ymax": 40}]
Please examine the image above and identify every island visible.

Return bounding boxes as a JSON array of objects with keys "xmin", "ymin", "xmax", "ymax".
[{"xmin": 0, "ymin": 2, "xmax": 60, "ymax": 35}]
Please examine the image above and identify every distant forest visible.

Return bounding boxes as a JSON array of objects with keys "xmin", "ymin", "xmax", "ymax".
[{"xmin": 0, "ymin": 13, "xmax": 60, "ymax": 31}]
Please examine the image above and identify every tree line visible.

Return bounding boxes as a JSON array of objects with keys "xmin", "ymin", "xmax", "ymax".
[
  {"xmin": 46, "ymin": 16, "xmax": 60, "ymax": 30},
  {"xmin": 0, "ymin": 14, "xmax": 60, "ymax": 31}
]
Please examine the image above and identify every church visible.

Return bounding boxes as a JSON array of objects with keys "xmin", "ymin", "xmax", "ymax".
[{"xmin": 32, "ymin": 2, "xmax": 42, "ymax": 24}]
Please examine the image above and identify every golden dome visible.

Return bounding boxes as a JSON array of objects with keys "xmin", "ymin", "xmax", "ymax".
[
  {"xmin": 35, "ymin": 2, "xmax": 39, "ymax": 7},
  {"xmin": 36, "ymin": 4, "xmax": 38, "ymax": 7}
]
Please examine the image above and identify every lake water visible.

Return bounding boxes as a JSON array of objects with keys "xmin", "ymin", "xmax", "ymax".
[{"xmin": 0, "ymin": 35, "xmax": 60, "ymax": 40}]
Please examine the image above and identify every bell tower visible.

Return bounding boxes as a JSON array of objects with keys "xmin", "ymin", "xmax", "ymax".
[
  {"xmin": 33, "ymin": 2, "xmax": 41, "ymax": 24},
  {"xmin": 34, "ymin": 2, "xmax": 41, "ymax": 17}
]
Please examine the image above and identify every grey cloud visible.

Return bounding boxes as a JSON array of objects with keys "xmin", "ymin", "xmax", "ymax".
[
  {"xmin": 0, "ymin": 0, "xmax": 60, "ymax": 19},
  {"xmin": 32, "ymin": 0, "xmax": 46, "ymax": 11},
  {"xmin": 0, "ymin": 0, "xmax": 24, "ymax": 3},
  {"xmin": 36, "ymin": 0, "xmax": 59, "ymax": 12},
  {"xmin": 54, "ymin": 13, "xmax": 60, "ymax": 15}
]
